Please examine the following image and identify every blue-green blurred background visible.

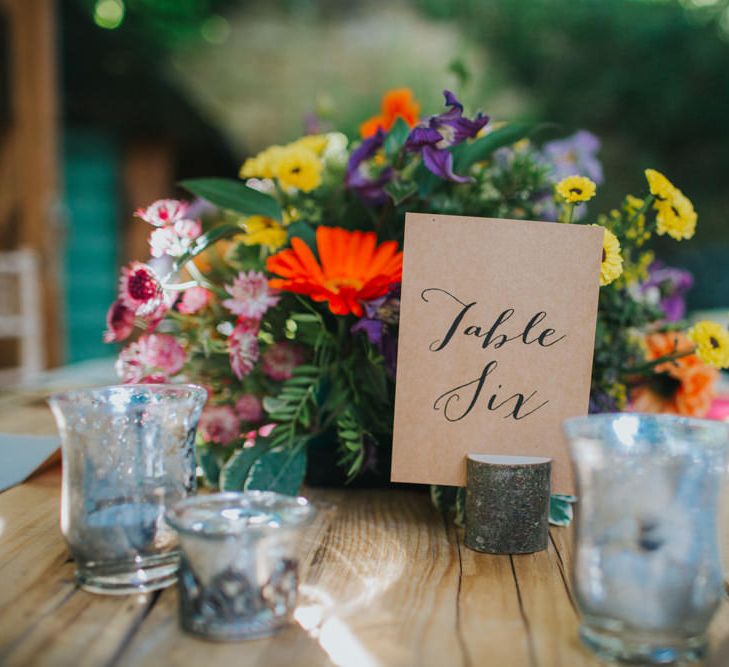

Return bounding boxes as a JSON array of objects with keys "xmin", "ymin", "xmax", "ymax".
[{"xmin": 21, "ymin": 0, "xmax": 729, "ymax": 364}]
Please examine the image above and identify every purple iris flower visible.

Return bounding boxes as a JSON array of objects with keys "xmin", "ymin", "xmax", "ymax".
[
  {"xmin": 541, "ymin": 130, "xmax": 604, "ymax": 184},
  {"xmin": 351, "ymin": 285, "xmax": 400, "ymax": 377},
  {"xmin": 345, "ymin": 129, "xmax": 393, "ymax": 205},
  {"xmin": 405, "ymin": 90, "xmax": 489, "ymax": 183},
  {"xmin": 639, "ymin": 261, "xmax": 694, "ymax": 322}
]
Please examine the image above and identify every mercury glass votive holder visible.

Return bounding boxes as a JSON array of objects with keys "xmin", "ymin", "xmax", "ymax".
[
  {"xmin": 165, "ymin": 491, "xmax": 316, "ymax": 641},
  {"xmin": 564, "ymin": 413, "xmax": 729, "ymax": 665},
  {"xmin": 48, "ymin": 384, "xmax": 207, "ymax": 595}
]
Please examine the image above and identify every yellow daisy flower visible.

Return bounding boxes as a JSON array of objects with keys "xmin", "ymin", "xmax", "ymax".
[
  {"xmin": 292, "ymin": 134, "xmax": 329, "ymax": 155},
  {"xmin": 655, "ymin": 189, "xmax": 697, "ymax": 241},
  {"xmin": 644, "ymin": 168, "xmax": 677, "ymax": 201},
  {"xmin": 593, "ymin": 224, "xmax": 623, "ymax": 286},
  {"xmin": 274, "ymin": 145, "xmax": 323, "ymax": 192},
  {"xmin": 688, "ymin": 320, "xmax": 729, "ymax": 369},
  {"xmin": 240, "ymin": 215, "xmax": 288, "ymax": 251},
  {"xmin": 555, "ymin": 175, "xmax": 597, "ymax": 203}
]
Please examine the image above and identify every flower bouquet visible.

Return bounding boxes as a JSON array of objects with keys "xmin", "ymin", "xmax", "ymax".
[{"xmin": 105, "ymin": 88, "xmax": 729, "ymax": 513}]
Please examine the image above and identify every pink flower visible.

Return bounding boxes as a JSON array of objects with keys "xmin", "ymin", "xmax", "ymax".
[
  {"xmin": 116, "ymin": 342, "xmax": 146, "ymax": 383},
  {"xmin": 222, "ymin": 270, "xmax": 279, "ymax": 320},
  {"xmin": 262, "ymin": 341, "xmax": 306, "ymax": 381},
  {"xmin": 199, "ymin": 405, "xmax": 240, "ymax": 445},
  {"xmin": 115, "ymin": 333, "xmax": 186, "ymax": 383},
  {"xmin": 149, "ymin": 218, "xmax": 202, "ymax": 258},
  {"xmin": 174, "ymin": 218, "xmax": 202, "ymax": 240},
  {"xmin": 144, "ymin": 290, "xmax": 177, "ymax": 332},
  {"xmin": 242, "ymin": 422, "xmax": 276, "ymax": 448},
  {"xmin": 119, "ymin": 262, "xmax": 162, "ymax": 316},
  {"xmin": 235, "ymin": 394, "xmax": 263, "ymax": 422},
  {"xmin": 103, "ymin": 299, "xmax": 135, "ymax": 343},
  {"xmin": 229, "ymin": 321, "xmax": 260, "ymax": 380},
  {"xmin": 144, "ymin": 333, "xmax": 186, "ymax": 375},
  {"xmin": 135, "ymin": 199, "xmax": 189, "ymax": 227},
  {"xmin": 258, "ymin": 423, "xmax": 276, "ymax": 437},
  {"xmin": 178, "ymin": 286, "xmax": 211, "ymax": 315}
]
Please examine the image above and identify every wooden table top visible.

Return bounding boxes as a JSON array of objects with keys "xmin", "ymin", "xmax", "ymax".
[{"xmin": 2, "ymin": 394, "xmax": 729, "ymax": 666}]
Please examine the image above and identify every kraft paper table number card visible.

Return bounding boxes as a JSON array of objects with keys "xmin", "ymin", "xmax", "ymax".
[{"xmin": 391, "ymin": 213, "xmax": 603, "ymax": 493}]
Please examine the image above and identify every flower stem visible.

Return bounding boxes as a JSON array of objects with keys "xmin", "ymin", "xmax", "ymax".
[
  {"xmin": 624, "ymin": 194, "xmax": 654, "ymax": 235},
  {"xmin": 563, "ymin": 202, "xmax": 575, "ymax": 224},
  {"xmin": 622, "ymin": 347, "xmax": 695, "ymax": 375}
]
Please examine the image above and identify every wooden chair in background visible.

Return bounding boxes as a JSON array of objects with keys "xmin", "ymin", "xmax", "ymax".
[{"xmin": 0, "ymin": 248, "xmax": 43, "ymax": 386}]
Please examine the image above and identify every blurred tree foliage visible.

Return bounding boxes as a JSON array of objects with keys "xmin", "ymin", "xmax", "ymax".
[{"xmin": 416, "ymin": 0, "xmax": 729, "ymax": 308}]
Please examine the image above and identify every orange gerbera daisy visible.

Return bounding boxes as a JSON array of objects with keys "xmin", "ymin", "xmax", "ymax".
[
  {"xmin": 631, "ymin": 331, "xmax": 718, "ymax": 417},
  {"xmin": 266, "ymin": 226, "xmax": 403, "ymax": 317},
  {"xmin": 359, "ymin": 88, "xmax": 421, "ymax": 138}
]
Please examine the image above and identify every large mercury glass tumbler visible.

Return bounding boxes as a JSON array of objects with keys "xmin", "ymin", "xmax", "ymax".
[
  {"xmin": 49, "ymin": 384, "xmax": 207, "ymax": 594},
  {"xmin": 565, "ymin": 413, "xmax": 729, "ymax": 664}
]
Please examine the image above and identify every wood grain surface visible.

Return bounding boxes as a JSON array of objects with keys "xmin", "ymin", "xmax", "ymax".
[{"xmin": 1, "ymin": 399, "xmax": 728, "ymax": 666}]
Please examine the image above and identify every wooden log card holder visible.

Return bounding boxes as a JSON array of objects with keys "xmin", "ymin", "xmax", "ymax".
[{"xmin": 464, "ymin": 454, "xmax": 552, "ymax": 555}]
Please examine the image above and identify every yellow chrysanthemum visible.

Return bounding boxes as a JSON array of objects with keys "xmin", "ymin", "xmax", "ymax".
[
  {"xmin": 239, "ymin": 145, "xmax": 286, "ymax": 179},
  {"xmin": 688, "ymin": 321, "xmax": 729, "ymax": 369},
  {"xmin": 593, "ymin": 224, "xmax": 623, "ymax": 286},
  {"xmin": 644, "ymin": 169, "xmax": 677, "ymax": 201},
  {"xmin": 240, "ymin": 215, "xmax": 288, "ymax": 251},
  {"xmin": 292, "ymin": 134, "xmax": 329, "ymax": 155},
  {"xmin": 555, "ymin": 175, "xmax": 597, "ymax": 203},
  {"xmin": 274, "ymin": 145, "xmax": 323, "ymax": 192},
  {"xmin": 655, "ymin": 190, "xmax": 697, "ymax": 241}
]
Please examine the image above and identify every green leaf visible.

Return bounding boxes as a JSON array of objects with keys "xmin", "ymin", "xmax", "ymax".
[
  {"xmin": 384, "ymin": 180, "xmax": 418, "ymax": 206},
  {"xmin": 173, "ymin": 223, "xmax": 242, "ymax": 271},
  {"xmin": 291, "ymin": 313, "xmax": 320, "ymax": 324},
  {"xmin": 287, "ymin": 220, "xmax": 317, "ymax": 251},
  {"xmin": 244, "ymin": 445, "xmax": 308, "ymax": 496},
  {"xmin": 197, "ymin": 447, "xmax": 221, "ymax": 487},
  {"xmin": 179, "ymin": 178, "xmax": 282, "ymax": 221},
  {"xmin": 549, "ymin": 494, "xmax": 576, "ymax": 527},
  {"xmin": 219, "ymin": 444, "xmax": 267, "ymax": 491},
  {"xmin": 385, "ymin": 117, "xmax": 411, "ymax": 157},
  {"xmin": 452, "ymin": 122, "xmax": 536, "ymax": 172},
  {"xmin": 414, "ymin": 162, "xmax": 441, "ymax": 196}
]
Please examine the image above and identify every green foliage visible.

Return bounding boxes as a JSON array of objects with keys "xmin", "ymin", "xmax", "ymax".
[
  {"xmin": 452, "ymin": 122, "xmax": 535, "ymax": 172},
  {"xmin": 263, "ymin": 364, "xmax": 321, "ymax": 442},
  {"xmin": 286, "ymin": 220, "xmax": 317, "ymax": 251},
  {"xmin": 180, "ymin": 178, "xmax": 283, "ymax": 221},
  {"xmin": 384, "ymin": 118, "xmax": 411, "ymax": 158},
  {"xmin": 415, "ymin": 0, "xmax": 729, "ymax": 306},
  {"xmin": 336, "ymin": 408, "xmax": 367, "ymax": 482},
  {"xmin": 219, "ymin": 443, "xmax": 267, "ymax": 491},
  {"xmin": 198, "ymin": 447, "xmax": 221, "ymax": 486},
  {"xmin": 549, "ymin": 494, "xmax": 576, "ymax": 527},
  {"xmin": 244, "ymin": 444, "xmax": 308, "ymax": 496}
]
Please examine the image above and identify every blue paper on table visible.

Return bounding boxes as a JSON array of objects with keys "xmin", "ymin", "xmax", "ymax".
[{"xmin": 0, "ymin": 433, "xmax": 60, "ymax": 492}]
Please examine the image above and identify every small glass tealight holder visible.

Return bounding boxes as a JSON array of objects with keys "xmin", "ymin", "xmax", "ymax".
[{"xmin": 165, "ymin": 491, "xmax": 316, "ymax": 641}]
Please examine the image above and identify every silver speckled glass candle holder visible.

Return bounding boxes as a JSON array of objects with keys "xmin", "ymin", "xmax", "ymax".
[
  {"xmin": 48, "ymin": 384, "xmax": 207, "ymax": 595},
  {"xmin": 565, "ymin": 413, "xmax": 729, "ymax": 665},
  {"xmin": 166, "ymin": 491, "xmax": 316, "ymax": 641}
]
